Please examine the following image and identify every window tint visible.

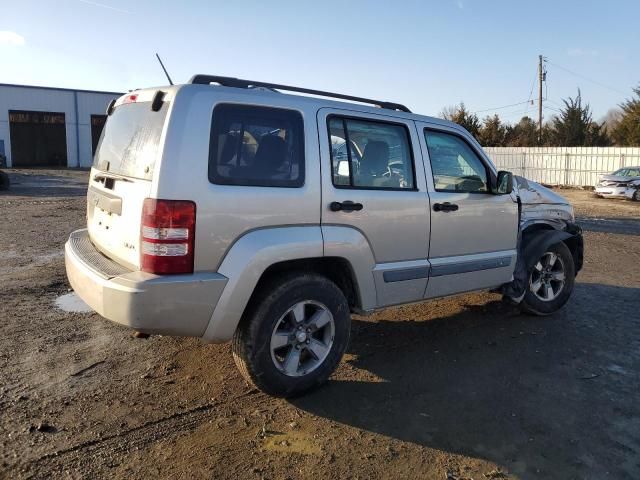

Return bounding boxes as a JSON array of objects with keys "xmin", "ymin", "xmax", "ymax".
[
  {"xmin": 209, "ymin": 104, "xmax": 304, "ymax": 187},
  {"xmin": 328, "ymin": 117, "xmax": 414, "ymax": 190},
  {"xmin": 424, "ymin": 130, "xmax": 488, "ymax": 193}
]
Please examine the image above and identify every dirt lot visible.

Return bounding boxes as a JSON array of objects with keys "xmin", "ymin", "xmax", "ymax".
[{"xmin": 1, "ymin": 169, "xmax": 639, "ymax": 480}]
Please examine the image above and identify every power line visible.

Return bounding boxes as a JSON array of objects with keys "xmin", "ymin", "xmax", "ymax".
[
  {"xmin": 523, "ymin": 68, "xmax": 538, "ymax": 116},
  {"xmin": 472, "ymin": 99, "xmax": 536, "ymax": 114},
  {"xmin": 546, "ymin": 60, "xmax": 629, "ymax": 96}
]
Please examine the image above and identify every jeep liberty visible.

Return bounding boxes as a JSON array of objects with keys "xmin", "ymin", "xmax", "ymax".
[{"xmin": 65, "ymin": 76, "xmax": 583, "ymax": 396}]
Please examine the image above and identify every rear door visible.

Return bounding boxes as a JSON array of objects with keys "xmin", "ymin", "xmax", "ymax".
[
  {"xmin": 88, "ymin": 92, "xmax": 170, "ymax": 269},
  {"xmin": 318, "ymin": 108, "xmax": 431, "ymax": 307},
  {"xmin": 416, "ymin": 122, "xmax": 518, "ymax": 299}
]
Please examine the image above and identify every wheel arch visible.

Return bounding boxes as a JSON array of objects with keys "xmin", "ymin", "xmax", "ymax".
[
  {"xmin": 201, "ymin": 225, "xmax": 376, "ymax": 343},
  {"xmin": 504, "ymin": 220, "xmax": 583, "ymax": 301}
]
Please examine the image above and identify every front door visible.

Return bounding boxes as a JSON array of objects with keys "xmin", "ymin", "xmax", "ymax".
[
  {"xmin": 318, "ymin": 108, "xmax": 431, "ymax": 308},
  {"xmin": 416, "ymin": 122, "xmax": 519, "ymax": 299}
]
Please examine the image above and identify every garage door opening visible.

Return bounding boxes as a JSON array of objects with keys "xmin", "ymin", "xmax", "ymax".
[
  {"xmin": 9, "ymin": 110, "xmax": 67, "ymax": 167},
  {"xmin": 91, "ymin": 115, "xmax": 107, "ymax": 156}
]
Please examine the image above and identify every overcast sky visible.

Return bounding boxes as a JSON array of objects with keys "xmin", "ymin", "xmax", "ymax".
[{"xmin": 2, "ymin": 0, "xmax": 639, "ymax": 121}]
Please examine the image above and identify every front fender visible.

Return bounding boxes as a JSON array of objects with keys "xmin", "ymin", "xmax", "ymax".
[{"xmin": 201, "ymin": 226, "xmax": 323, "ymax": 342}]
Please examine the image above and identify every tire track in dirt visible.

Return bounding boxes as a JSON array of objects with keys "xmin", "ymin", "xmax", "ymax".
[{"xmin": 22, "ymin": 390, "xmax": 259, "ymax": 477}]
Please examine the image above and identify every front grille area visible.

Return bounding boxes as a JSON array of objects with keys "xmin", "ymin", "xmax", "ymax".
[{"xmin": 68, "ymin": 230, "xmax": 131, "ymax": 279}]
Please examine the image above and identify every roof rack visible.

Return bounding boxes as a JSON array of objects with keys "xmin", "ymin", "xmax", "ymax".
[{"xmin": 188, "ymin": 74, "xmax": 411, "ymax": 113}]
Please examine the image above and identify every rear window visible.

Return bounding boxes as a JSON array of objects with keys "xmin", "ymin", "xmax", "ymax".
[
  {"xmin": 209, "ymin": 104, "xmax": 304, "ymax": 187},
  {"xmin": 93, "ymin": 101, "xmax": 169, "ymax": 180}
]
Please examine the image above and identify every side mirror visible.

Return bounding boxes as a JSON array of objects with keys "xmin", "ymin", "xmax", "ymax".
[{"xmin": 496, "ymin": 170, "xmax": 513, "ymax": 194}]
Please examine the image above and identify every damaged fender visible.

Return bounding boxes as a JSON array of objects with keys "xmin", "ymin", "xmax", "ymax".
[
  {"xmin": 504, "ymin": 225, "xmax": 583, "ymax": 302},
  {"xmin": 503, "ymin": 176, "xmax": 584, "ymax": 302}
]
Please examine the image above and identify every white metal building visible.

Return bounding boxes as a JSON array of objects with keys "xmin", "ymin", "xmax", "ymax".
[{"xmin": 0, "ymin": 83, "xmax": 121, "ymax": 168}]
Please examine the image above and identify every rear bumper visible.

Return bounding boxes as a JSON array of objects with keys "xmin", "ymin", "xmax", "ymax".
[{"xmin": 65, "ymin": 229, "xmax": 227, "ymax": 337}]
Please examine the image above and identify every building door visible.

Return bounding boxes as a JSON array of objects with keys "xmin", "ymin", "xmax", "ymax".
[
  {"xmin": 91, "ymin": 115, "xmax": 107, "ymax": 157},
  {"xmin": 9, "ymin": 110, "xmax": 67, "ymax": 167}
]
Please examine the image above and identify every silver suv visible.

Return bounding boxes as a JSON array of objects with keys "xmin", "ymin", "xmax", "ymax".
[{"xmin": 65, "ymin": 76, "xmax": 583, "ymax": 396}]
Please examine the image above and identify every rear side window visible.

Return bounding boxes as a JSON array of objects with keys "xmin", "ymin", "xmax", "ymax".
[
  {"xmin": 209, "ymin": 104, "xmax": 305, "ymax": 187},
  {"xmin": 328, "ymin": 116, "xmax": 415, "ymax": 190},
  {"xmin": 93, "ymin": 101, "xmax": 169, "ymax": 180}
]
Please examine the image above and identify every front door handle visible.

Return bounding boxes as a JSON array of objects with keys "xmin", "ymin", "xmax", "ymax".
[
  {"xmin": 433, "ymin": 202, "xmax": 459, "ymax": 212},
  {"xmin": 330, "ymin": 201, "xmax": 363, "ymax": 212}
]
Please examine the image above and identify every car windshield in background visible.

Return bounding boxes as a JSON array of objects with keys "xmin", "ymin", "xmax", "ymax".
[{"xmin": 93, "ymin": 102, "xmax": 169, "ymax": 180}]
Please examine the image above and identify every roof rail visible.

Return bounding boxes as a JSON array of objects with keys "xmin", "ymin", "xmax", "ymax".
[{"xmin": 188, "ymin": 74, "xmax": 411, "ymax": 113}]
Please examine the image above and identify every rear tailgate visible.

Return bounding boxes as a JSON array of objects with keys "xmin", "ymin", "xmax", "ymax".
[{"xmin": 88, "ymin": 91, "xmax": 170, "ymax": 269}]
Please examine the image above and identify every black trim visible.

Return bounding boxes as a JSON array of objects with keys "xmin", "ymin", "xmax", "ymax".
[
  {"xmin": 423, "ymin": 127, "xmax": 495, "ymax": 194},
  {"xmin": 208, "ymin": 104, "xmax": 305, "ymax": 188},
  {"xmin": 430, "ymin": 256, "xmax": 512, "ymax": 277},
  {"xmin": 326, "ymin": 114, "xmax": 418, "ymax": 192},
  {"xmin": 383, "ymin": 266, "xmax": 430, "ymax": 283},
  {"xmin": 151, "ymin": 91, "xmax": 165, "ymax": 112},
  {"xmin": 382, "ymin": 256, "xmax": 512, "ymax": 283},
  {"xmin": 189, "ymin": 75, "xmax": 411, "ymax": 112}
]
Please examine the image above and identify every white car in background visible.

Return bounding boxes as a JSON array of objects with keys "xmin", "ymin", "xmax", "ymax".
[{"xmin": 594, "ymin": 167, "xmax": 640, "ymax": 200}]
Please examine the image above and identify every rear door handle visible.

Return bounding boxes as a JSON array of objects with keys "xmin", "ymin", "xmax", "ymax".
[
  {"xmin": 330, "ymin": 201, "xmax": 363, "ymax": 212},
  {"xmin": 433, "ymin": 202, "xmax": 459, "ymax": 212}
]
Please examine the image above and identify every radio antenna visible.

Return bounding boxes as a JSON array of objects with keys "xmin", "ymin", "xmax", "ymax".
[{"xmin": 155, "ymin": 53, "xmax": 174, "ymax": 85}]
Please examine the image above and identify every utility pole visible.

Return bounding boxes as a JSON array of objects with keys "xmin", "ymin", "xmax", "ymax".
[{"xmin": 538, "ymin": 54, "xmax": 544, "ymax": 145}]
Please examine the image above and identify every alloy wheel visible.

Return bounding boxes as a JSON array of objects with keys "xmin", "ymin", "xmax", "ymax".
[{"xmin": 269, "ymin": 301, "xmax": 335, "ymax": 377}]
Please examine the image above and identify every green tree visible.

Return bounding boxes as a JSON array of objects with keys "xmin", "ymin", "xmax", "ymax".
[
  {"xmin": 504, "ymin": 116, "xmax": 539, "ymax": 147},
  {"xmin": 478, "ymin": 114, "xmax": 507, "ymax": 146},
  {"xmin": 612, "ymin": 85, "xmax": 640, "ymax": 146},
  {"xmin": 549, "ymin": 90, "xmax": 609, "ymax": 146},
  {"xmin": 440, "ymin": 103, "xmax": 481, "ymax": 139}
]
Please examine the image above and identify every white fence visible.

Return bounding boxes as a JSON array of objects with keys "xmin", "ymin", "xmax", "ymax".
[{"xmin": 483, "ymin": 147, "xmax": 640, "ymax": 187}]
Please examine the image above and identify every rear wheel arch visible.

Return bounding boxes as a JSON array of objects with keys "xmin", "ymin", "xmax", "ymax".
[{"xmin": 246, "ymin": 257, "xmax": 362, "ymax": 315}]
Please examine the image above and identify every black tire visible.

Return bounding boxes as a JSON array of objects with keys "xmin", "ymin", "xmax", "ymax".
[
  {"xmin": 632, "ymin": 190, "xmax": 640, "ymax": 202},
  {"xmin": 0, "ymin": 171, "xmax": 9, "ymax": 191},
  {"xmin": 521, "ymin": 241, "xmax": 575, "ymax": 316},
  {"xmin": 232, "ymin": 273, "xmax": 351, "ymax": 397}
]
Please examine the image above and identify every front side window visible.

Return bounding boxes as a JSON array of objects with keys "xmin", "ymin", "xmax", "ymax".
[
  {"xmin": 209, "ymin": 104, "xmax": 304, "ymax": 187},
  {"xmin": 328, "ymin": 116, "xmax": 415, "ymax": 190},
  {"xmin": 424, "ymin": 130, "xmax": 489, "ymax": 193}
]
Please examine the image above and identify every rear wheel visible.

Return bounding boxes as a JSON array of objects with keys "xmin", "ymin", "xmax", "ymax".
[
  {"xmin": 232, "ymin": 273, "xmax": 351, "ymax": 397},
  {"xmin": 521, "ymin": 241, "xmax": 575, "ymax": 316}
]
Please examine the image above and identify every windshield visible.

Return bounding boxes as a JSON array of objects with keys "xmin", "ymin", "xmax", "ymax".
[
  {"xmin": 612, "ymin": 168, "xmax": 629, "ymax": 176},
  {"xmin": 93, "ymin": 101, "xmax": 169, "ymax": 180}
]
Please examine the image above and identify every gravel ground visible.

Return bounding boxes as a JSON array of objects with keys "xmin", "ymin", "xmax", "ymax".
[{"xmin": 1, "ymin": 169, "xmax": 639, "ymax": 480}]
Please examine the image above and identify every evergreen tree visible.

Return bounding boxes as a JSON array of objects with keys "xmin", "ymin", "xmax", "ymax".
[
  {"xmin": 504, "ymin": 116, "xmax": 539, "ymax": 147},
  {"xmin": 549, "ymin": 90, "xmax": 609, "ymax": 146},
  {"xmin": 440, "ymin": 103, "xmax": 481, "ymax": 139},
  {"xmin": 612, "ymin": 85, "xmax": 640, "ymax": 146},
  {"xmin": 478, "ymin": 114, "xmax": 507, "ymax": 146}
]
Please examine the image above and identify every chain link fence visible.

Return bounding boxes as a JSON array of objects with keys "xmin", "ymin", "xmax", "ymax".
[{"xmin": 483, "ymin": 147, "xmax": 640, "ymax": 187}]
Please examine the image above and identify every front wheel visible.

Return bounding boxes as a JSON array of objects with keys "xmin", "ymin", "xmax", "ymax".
[
  {"xmin": 232, "ymin": 273, "xmax": 351, "ymax": 397},
  {"xmin": 520, "ymin": 241, "xmax": 575, "ymax": 316}
]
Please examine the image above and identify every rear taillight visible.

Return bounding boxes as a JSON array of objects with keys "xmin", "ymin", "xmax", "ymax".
[{"xmin": 141, "ymin": 199, "xmax": 196, "ymax": 274}]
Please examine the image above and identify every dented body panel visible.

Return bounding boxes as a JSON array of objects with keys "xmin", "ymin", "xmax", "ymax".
[
  {"xmin": 514, "ymin": 176, "xmax": 575, "ymax": 229},
  {"xmin": 502, "ymin": 176, "xmax": 583, "ymax": 302}
]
